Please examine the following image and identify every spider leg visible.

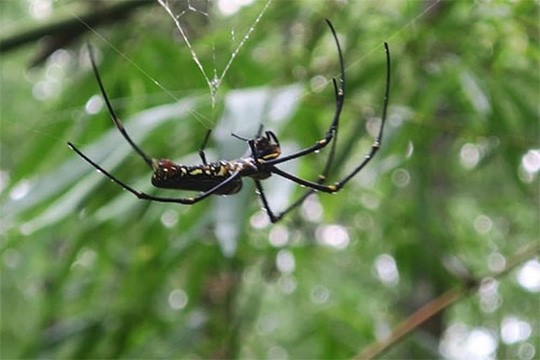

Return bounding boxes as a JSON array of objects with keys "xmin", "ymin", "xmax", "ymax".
[
  {"xmin": 332, "ymin": 42, "xmax": 390, "ymax": 189},
  {"xmin": 263, "ymin": 126, "xmax": 339, "ymax": 222},
  {"xmin": 68, "ymin": 142, "xmax": 242, "ymax": 205},
  {"xmin": 253, "ymin": 113, "xmax": 339, "ymax": 222},
  {"xmin": 272, "ymin": 124, "xmax": 381, "ymax": 195},
  {"xmin": 88, "ymin": 44, "xmax": 154, "ymax": 169},
  {"xmin": 268, "ymin": 166, "xmax": 339, "ymax": 192},
  {"xmin": 198, "ymin": 129, "xmax": 212, "ymax": 165},
  {"xmin": 256, "ymin": 123, "xmax": 264, "ymax": 136},
  {"xmin": 231, "ymin": 124, "xmax": 265, "ymax": 143},
  {"xmin": 252, "ymin": 159, "xmax": 335, "ymax": 223},
  {"xmin": 264, "ymin": 19, "xmax": 344, "ymax": 166},
  {"xmin": 251, "ymin": 19, "xmax": 344, "ymax": 222},
  {"xmin": 253, "ymin": 179, "xmax": 280, "ymax": 223},
  {"xmin": 231, "ymin": 133, "xmax": 249, "ymax": 141},
  {"xmin": 267, "ymin": 139, "xmax": 376, "ymax": 194},
  {"xmin": 264, "ymin": 42, "xmax": 391, "ymax": 221}
]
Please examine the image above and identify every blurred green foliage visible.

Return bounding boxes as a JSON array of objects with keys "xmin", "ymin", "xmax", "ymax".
[{"xmin": 1, "ymin": 1, "xmax": 538, "ymax": 359}]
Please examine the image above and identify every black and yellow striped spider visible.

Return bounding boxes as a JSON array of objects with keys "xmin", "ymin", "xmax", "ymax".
[{"xmin": 68, "ymin": 20, "xmax": 391, "ymax": 223}]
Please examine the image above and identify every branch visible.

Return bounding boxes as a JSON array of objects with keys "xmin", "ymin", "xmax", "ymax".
[
  {"xmin": 355, "ymin": 242, "xmax": 540, "ymax": 359},
  {"xmin": 0, "ymin": 0, "xmax": 153, "ymax": 65}
]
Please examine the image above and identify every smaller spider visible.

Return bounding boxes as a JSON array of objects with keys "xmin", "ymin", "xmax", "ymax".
[{"xmin": 68, "ymin": 19, "xmax": 391, "ymax": 223}]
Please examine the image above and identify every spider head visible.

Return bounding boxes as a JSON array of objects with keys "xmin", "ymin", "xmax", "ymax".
[{"xmin": 252, "ymin": 131, "xmax": 281, "ymax": 161}]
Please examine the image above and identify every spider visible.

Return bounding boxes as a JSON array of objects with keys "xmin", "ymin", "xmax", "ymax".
[{"xmin": 68, "ymin": 19, "xmax": 391, "ymax": 223}]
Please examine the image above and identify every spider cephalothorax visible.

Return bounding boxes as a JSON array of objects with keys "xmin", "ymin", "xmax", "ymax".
[
  {"xmin": 68, "ymin": 19, "xmax": 391, "ymax": 223},
  {"xmin": 250, "ymin": 131, "xmax": 281, "ymax": 161}
]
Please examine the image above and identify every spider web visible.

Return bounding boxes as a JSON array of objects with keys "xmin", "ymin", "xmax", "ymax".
[{"xmin": 157, "ymin": 0, "xmax": 272, "ymax": 114}]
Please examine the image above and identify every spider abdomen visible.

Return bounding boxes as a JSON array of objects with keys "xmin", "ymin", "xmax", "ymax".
[{"xmin": 151, "ymin": 159, "xmax": 243, "ymax": 194}]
